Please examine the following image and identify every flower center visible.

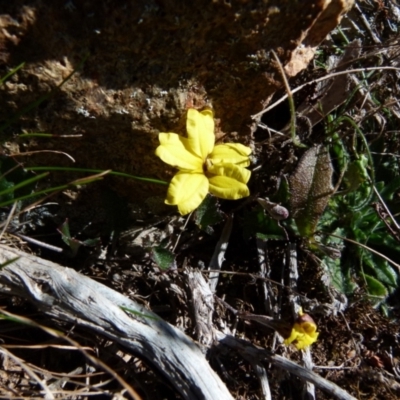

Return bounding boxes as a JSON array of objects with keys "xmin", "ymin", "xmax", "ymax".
[{"xmin": 203, "ymin": 158, "xmax": 213, "ymax": 174}]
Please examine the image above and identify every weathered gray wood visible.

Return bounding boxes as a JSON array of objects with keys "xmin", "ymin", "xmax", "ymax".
[
  {"xmin": 0, "ymin": 245, "xmax": 233, "ymax": 400},
  {"xmin": 216, "ymin": 332, "xmax": 357, "ymax": 400},
  {"xmin": 185, "ymin": 268, "xmax": 214, "ymax": 346},
  {"xmin": 208, "ymin": 216, "xmax": 232, "ymax": 293}
]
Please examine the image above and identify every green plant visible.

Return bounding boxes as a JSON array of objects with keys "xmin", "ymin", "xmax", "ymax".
[
  {"xmin": 58, "ymin": 219, "xmax": 101, "ymax": 257},
  {"xmin": 316, "ymin": 114, "xmax": 400, "ymax": 309}
]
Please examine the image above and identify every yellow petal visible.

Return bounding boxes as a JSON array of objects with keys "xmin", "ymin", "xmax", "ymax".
[
  {"xmin": 208, "ymin": 175, "xmax": 250, "ymax": 199},
  {"xmin": 284, "ymin": 327, "xmax": 301, "ymax": 346},
  {"xmin": 165, "ymin": 172, "xmax": 208, "ymax": 215},
  {"xmin": 210, "ymin": 143, "xmax": 252, "ymax": 167},
  {"xmin": 156, "ymin": 133, "xmax": 203, "ymax": 171},
  {"xmin": 302, "ymin": 321, "xmax": 317, "ymax": 335},
  {"xmin": 284, "ymin": 323, "xmax": 319, "ymax": 350},
  {"xmin": 208, "ymin": 163, "xmax": 251, "ymax": 184},
  {"xmin": 186, "ymin": 109, "xmax": 215, "ymax": 160},
  {"xmin": 295, "ymin": 331, "xmax": 319, "ymax": 350},
  {"xmin": 294, "ymin": 337, "xmax": 311, "ymax": 350}
]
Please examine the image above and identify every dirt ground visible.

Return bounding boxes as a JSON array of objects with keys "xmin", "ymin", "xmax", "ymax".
[{"xmin": 0, "ymin": 1, "xmax": 400, "ymax": 399}]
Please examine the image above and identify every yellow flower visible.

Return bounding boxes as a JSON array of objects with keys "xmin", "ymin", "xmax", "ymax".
[
  {"xmin": 155, "ymin": 109, "xmax": 252, "ymax": 215},
  {"xmin": 284, "ymin": 309, "xmax": 319, "ymax": 350}
]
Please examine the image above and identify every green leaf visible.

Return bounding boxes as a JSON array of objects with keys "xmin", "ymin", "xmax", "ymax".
[
  {"xmin": 375, "ymin": 260, "xmax": 398, "ymax": 289},
  {"xmin": 330, "ymin": 133, "xmax": 349, "ymax": 174},
  {"xmin": 363, "ymin": 273, "xmax": 388, "ymax": 297},
  {"xmin": 59, "ymin": 220, "xmax": 72, "ymax": 241},
  {"xmin": 0, "ymin": 178, "xmax": 14, "ymax": 203},
  {"xmin": 343, "ymin": 156, "xmax": 369, "ymax": 192},
  {"xmin": 289, "ymin": 145, "xmax": 334, "ymax": 237},
  {"xmin": 65, "ymin": 238, "xmax": 81, "ymax": 257},
  {"xmin": 324, "ymin": 256, "xmax": 357, "ymax": 294},
  {"xmin": 120, "ymin": 306, "xmax": 160, "ymax": 321},
  {"xmin": 151, "ymin": 245, "xmax": 176, "ymax": 271},
  {"xmin": 324, "ymin": 257, "xmax": 344, "ymax": 292},
  {"xmin": 243, "ymin": 206, "xmax": 287, "ymax": 241},
  {"xmin": 58, "ymin": 220, "xmax": 81, "ymax": 257},
  {"xmin": 380, "ymin": 176, "xmax": 400, "ymax": 200},
  {"xmin": 26, "ymin": 166, "xmax": 168, "ymax": 186},
  {"xmin": 195, "ymin": 195, "xmax": 223, "ymax": 234},
  {"xmin": 363, "ymin": 254, "xmax": 397, "ymax": 289},
  {"xmin": 0, "ymin": 62, "xmax": 25, "ymax": 85},
  {"xmin": 369, "ymin": 232, "xmax": 400, "ymax": 252},
  {"xmin": 0, "ymin": 257, "xmax": 20, "ymax": 269},
  {"xmin": 255, "ymin": 232, "xmax": 284, "ymax": 241},
  {"xmin": 58, "ymin": 219, "xmax": 101, "ymax": 256}
]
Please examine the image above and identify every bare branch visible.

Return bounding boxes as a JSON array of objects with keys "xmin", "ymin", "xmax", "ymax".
[{"xmin": 0, "ymin": 245, "xmax": 233, "ymax": 400}]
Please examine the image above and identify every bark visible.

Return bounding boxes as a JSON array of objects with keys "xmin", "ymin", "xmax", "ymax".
[{"xmin": 0, "ymin": 244, "xmax": 233, "ymax": 400}]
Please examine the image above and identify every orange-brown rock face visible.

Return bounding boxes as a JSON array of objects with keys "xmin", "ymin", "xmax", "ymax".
[{"xmin": 0, "ymin": 0, "xmax": 353, "ymax": 205}]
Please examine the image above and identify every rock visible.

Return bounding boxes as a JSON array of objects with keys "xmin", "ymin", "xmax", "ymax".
[{"xmin": 0, "ymin": 0, "xmax": 354, "ymax": 207}]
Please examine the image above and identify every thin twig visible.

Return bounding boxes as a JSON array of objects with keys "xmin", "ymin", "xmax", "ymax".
[
  {"xmin": 252, "ymin": 66, "xmax": 400, "ymax": 120},
  {"xmin": 271, "ymin": 50, "xmax": 302, "ymax": 147},
  {"xmin": 0, "ymin": 202, "xmax": 17, "ymax": 240},
  {"xmin": 372, "ymin": 185, "xmax": 400, "ymax": 231},
  {"xmin": 0, "ymin": 346, "xmax": 55, "ymax": 400},
  {"xmin": 216, "ymin": 332, "xmax": 357, "ymax": 400},
  {"xmin": 0, "ymin": 247, "xmax": 234, "ymax": 400},
  {"xmin": 208, "ymin": 215, "xmax": 232, "ymax": 293},
  {"xmin": 10, "ymin": 232, "xmax": 64, "ymax": 253},
  {"xmin": 0, "ymin": 309, "xmax": 143, "ymax": 400},
  {"xmin": 11, "ymin": 150, "xmax": 76, "ymax": 163},
  {"xmin": 172, "ymin": 212, "xmax": 192, "ymax": 252},
  {"xmin": 327, "ymin": 232, "xmax": 400, "ymax": 272}
]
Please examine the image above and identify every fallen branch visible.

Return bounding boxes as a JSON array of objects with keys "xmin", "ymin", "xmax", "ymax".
[
  {"xmin": 215, "ymin": 331, "xmax": 357, "ymax": 400},
  {"xmin": 0, "ymin": 244, "xmax": 233, "ymax": 400}
]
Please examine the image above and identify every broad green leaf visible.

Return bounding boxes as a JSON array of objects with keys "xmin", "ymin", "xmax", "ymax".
[
  {"xmin": 289, "ymin": 145, "xmax": 334, "ymax": 237},
  {"xmin": 363, "ymin": 273, "xmax": 388, "ymax": 297},
  {"xmin": 151, "ymin": 245, "xmax": 176, "ymax": 271},
  {"xmin": 374, "ymin": 260, "xmax": 398, "ymax": 289},
  {"xmin": 324, "ymin": 257, "xmax": 344, "ymax": 292},
  {"xmin": 369, "ymin": 233, "xmax": 400, "ymax": 251},
  {"xmin": 324, "ymin": 256, "xmax": 357, "ymax": 294},
  {"xmin": 195, "ymin": 195, "xmax": 223, "ymax": 234},
  {"xmin": 363, "ymin": 253, "xmax": 397, "ymax": 289},
  {"xmin": 343, "ymin": 156, "xmax": 369, "ymax": 192}
]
